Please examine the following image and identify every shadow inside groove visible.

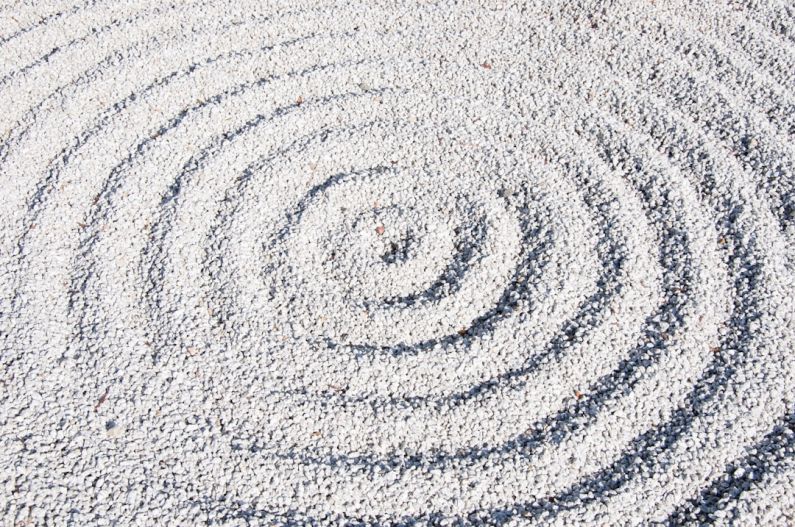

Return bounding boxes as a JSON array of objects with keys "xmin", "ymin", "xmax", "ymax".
[{"xmin": 665, "ymin": 411, "xmax": 795, "ymax": 526}]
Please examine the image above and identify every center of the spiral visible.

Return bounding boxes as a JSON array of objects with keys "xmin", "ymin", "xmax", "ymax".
[
  {"xmin": 372, "ymin": 206, "xmax": 418, "ymax": 266},
  {"xmin": 380, "ymin": 234, "xmax": 415, "ymax": 265},
  {"xmin": 260, "ymin": 167, "xmax": 526, "ymax": 347}
]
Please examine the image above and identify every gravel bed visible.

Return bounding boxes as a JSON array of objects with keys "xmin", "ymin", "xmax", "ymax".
[{"xmin": 1, "ymin": 0, "xmax": 794, "ymax": 525}]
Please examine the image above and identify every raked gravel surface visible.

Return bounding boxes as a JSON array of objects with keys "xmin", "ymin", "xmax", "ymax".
[{"xmin": 1, "ymin": 0, "xmax": 795, "ymax": 525}]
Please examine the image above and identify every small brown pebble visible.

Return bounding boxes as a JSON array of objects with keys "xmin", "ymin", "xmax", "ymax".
[
  {"xmin": 710, "ymin": 346, "xmax": 721, "ymax": 354},
  {"xmin": 375, "ymin": 225, "xmax": 385, "ymax": 235},
  {"xmin": 457, "ymin": 328, "xmax": 469, "ymax": 336},
  {"xmin": 296, "ymin": 95, "xmax": 304, "ymax": 105},
  {"xmin": 574, "ymin": 389, "xmax": 584, "ymax": 400},
  {"xmin": 94, "ymin": 388, "xmax": 109, "ymax": 412},
  {"xmin": 481, "ymin": 62, "xmax": 492, "ymax": 69}
]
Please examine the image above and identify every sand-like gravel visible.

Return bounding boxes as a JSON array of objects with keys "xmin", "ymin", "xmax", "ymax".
[{"xmin": 1, "ymin": 0, "xmax": 794, "ymax": 524}]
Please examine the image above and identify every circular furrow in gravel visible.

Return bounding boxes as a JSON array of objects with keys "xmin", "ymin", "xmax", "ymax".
[
  {"xmin": 623, "ymin": 8, "xmax": 795, "ymax": 136},
  {"xmin": 594, "ymin": 21, "xmax": 795, "ymax": 233},
  {"xmin": 0, "ymin": 0, "xmax": 97, "ymax": 47},
  {"xmin": 77, "ymin": 56, "xmax": 716, "ymax": 516}
]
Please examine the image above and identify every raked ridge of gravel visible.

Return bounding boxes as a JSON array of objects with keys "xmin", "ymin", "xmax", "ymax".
[{"xmin": 1, "ymin": 0, "xmax": 794, "ymax": 525}]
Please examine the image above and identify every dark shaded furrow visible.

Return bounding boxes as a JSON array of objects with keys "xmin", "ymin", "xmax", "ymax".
[
  {"xmin": 665, "ymin": 411, "xmax": 795, "ymax": 525},
  {"xmin": 0, "ymin": 0, "xmax": 98, "ymax": 46}
]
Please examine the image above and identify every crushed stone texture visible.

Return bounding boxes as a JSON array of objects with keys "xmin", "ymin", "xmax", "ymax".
[{"xmin": 1, "ymin": 0, "xmax": 794, "ymax": 525}]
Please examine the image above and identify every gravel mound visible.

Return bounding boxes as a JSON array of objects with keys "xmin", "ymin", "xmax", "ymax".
[{"xmin": 1, "ymin": 0, "xmax": 794, "ymax": 525}]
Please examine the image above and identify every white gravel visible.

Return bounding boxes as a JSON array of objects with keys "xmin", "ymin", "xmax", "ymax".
[{"xmin": 1, "ymin": 0, "xmax": 794, "ymax": 525}]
